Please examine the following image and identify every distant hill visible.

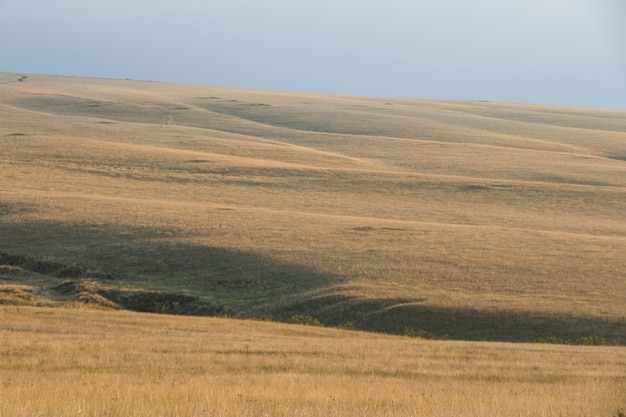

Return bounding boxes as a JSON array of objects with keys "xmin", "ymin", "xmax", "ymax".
[{"xmin": 1, "ymin": 72, "xmax": 625, "ymax": 342}]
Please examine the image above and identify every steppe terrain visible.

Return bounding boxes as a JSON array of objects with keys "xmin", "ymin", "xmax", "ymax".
[
  {"xmin": 1, "ymin": 72, "xmax": 625, "ymax": 341},
  {"xmin": 1, "ymin": 72, "xmax": 625, "ymax": 416}
]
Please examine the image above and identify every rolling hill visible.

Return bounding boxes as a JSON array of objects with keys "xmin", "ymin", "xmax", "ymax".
[{"xmin": 1, "ymin": 72, "xmax": 625, "ymax": 342}]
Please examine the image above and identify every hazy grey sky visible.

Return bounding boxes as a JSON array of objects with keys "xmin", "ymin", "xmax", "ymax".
[{"xmin": 2, "ymin": 0, "xmax": 625, "ymax": 109}]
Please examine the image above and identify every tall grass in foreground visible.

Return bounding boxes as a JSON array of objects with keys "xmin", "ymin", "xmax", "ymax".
[{"xmin": 1, "ymin": 306, "xmax": 624, "ymax": 417}]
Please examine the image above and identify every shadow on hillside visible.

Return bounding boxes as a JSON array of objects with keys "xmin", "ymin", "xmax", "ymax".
[
  {"xmin": 0, "ymin": 220, "xmax": 339, "ymax": 316},
  {"xmin": 286, "ymin": 295, "xmax": 626, "ymax": 343},
  {"xmin": 1, "ymin": 220, "xmax": 625, "ymax": 343}
]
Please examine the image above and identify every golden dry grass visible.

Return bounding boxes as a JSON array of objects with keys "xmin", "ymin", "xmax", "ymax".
[
  {"xmin": 1, "ymin": 306, "xmax": 625, "ymax": 417},
  {"xmin": 1, "ymin": 72, "xmax": 625, "ymax": 341}
]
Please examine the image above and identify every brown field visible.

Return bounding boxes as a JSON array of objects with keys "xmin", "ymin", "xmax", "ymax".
[
  {"xmin": 1, "ymin": 72, "xmax": 626, "ymax": 416},
  {"xmin": 0, "ymin": 72, "xmax": 625, "ymax": 343},
  {"xmin": 1, "ymin": 306, "xmax": 625, "ymax": 417}
]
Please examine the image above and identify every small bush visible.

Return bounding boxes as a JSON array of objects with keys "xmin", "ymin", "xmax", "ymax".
[
  {"xmin": 338, "ymin": 321, "xmax": 357, "ymax": 330},
  {"xmin": 574, "ymin": 335, "xmax": 607, "ymax": 346},
  {"xmin": 535, "ymin": 335, "xmax": 563, "ymax": 344},
  {"xmin": 291, "ymin": 314, "xmax": 323, "ymax": 327},
  {"xmin": 251, "ymin": 315, "xmax": 274, "ymax": 322},
  {"xmin": 403, "ymin": 327, "xmax": 449, "ymax": 340},
  {"xmin": 535, "ymin": 335, "xmax": 622, "ymax": 346},
  {"xmin": 153, "ymin": 300, "xmax": 180, "ymax": 314}
]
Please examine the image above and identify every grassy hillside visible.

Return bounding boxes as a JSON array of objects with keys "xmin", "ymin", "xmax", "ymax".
[
  {"xmin": 1, "ymin": 72, "xmax": 625, "ymax": 342},
  {"xmin": 2, "ymin": 306, "xmax": 625, "ymax": 417}
]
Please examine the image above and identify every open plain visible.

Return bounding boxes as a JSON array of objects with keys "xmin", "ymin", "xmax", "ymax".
[{"xmin": 0, "ymin": 72, "xmax": 625, "ymax": 415}]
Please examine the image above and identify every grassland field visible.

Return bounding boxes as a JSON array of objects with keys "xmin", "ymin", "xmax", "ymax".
[
  {"xmin": 1, "ymin": 306, "xmax": 625, "ymax": 417},
  {"xmin": 1, "ymin": 72, "xmax": 626, "ymax": 341},
  {"xmin": 1, "ymin": 72, "xmax": 626, "ymax": 416}
]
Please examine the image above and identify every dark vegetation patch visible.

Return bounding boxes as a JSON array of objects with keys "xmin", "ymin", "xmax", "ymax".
[
  {"xmin": 459, "ymin": 184, "xmax": 491, "ymax": 192},
  {"xmin": 103, "ymin": 290, "xmax": 226, "ymax": 315},
  {"xmin": 241, "ymin": 103, "xmax": 271, "ymax": 107},
  {"xmin": 50, "ymin": 279, "xmax": 229, "ymax": 315},
  {"xmin": 534, "ymin": 335, "xmax": 622, "ymax": 346},
  {"xmin": 41, "ymin": 278, "xmax": 210, "ymax": 313},
  {"xmin": 352, "ymin": 226, "xmax": 406, "ymax": 233},
  {"xmin": 532, "ymin": 174, "xmax": 608, "ymax": 186}
]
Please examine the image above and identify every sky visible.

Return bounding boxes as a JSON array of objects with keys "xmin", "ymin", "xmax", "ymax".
[{"xmin": 1, "ymin": 0, "xmax": 625, "ymax": 109}]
